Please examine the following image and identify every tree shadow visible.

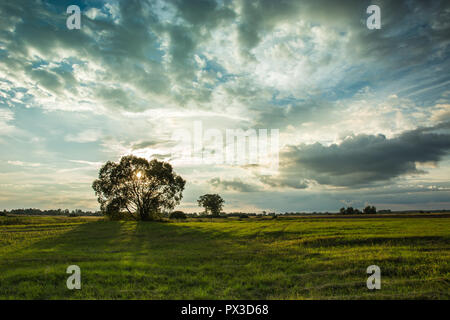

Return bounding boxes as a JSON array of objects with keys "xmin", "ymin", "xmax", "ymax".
[
  {"xmin": 110, "ymin": 221, "xmax": 315, "ymax": 299},
  {"xmin": 301, "ymin": 235, "xmax": 447, "ymax": 248},
  {"xmin": 0, "ymin": 220, "xmax": 125, "ymax": 299},
  {"xmin": 4, "ymin": 220, "xmax": 442, "ymax": 299}
]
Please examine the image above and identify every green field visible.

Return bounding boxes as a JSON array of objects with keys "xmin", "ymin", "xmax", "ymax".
[{"xmin": 0, "ymin": 215, "xmax": 449, "ymax": 299}]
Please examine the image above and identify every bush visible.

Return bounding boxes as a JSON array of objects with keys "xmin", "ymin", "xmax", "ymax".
[
  {"xmin": 339, "ymin": 207, "xmax": 364, "ymax": 215},
  {"xmin": 340, "ymin": 207, "xmax": 354, "ymax": 215},
  {"xmin": 239, "ymin": 214, "xmax": 249, "ymax": 218},
  {"xmin": 169, "ymin": 211, "xmax": 187, "ymax": 220}
]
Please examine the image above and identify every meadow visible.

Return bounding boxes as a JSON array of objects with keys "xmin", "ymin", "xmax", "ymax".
[{"xmin": 0, "ymin": 214, "xmax": 449, "ymax": 299}]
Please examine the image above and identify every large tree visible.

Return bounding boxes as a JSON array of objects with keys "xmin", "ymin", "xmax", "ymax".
[
  {"xmin": 197, "ymin": 194, "xmax": 224, "ymax": 216},
  {"xmin": 92, "ymin": 155, "xmax": 185, "ymax": 220}
]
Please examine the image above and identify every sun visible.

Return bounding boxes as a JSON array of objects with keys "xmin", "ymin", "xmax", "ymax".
[{"xmin": 136, "ymin": 171, "xmax": 142, "ymax": 179}]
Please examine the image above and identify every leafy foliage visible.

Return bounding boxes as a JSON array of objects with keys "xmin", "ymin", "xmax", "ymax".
[
  {"xmin": 340, "ymin": 207, "xmax": 359, "ymax": 215},
  {"xmin": 169, "ymin": 211, "xmax": 187, "ymax": 220},
  {"xmin": 363, "ymin": 205, "xmax": 377, "ymax": 214},
  {"xmin": 197, "ymin": 194, "xmax": 224, "ymax": 216},
  {"xmin": 340, "ymin": 206, "xmax": 376, "ymax": 215},
  {"xmin": 92, "ymin": 155, "xmax": 185, "ymax": 220}
]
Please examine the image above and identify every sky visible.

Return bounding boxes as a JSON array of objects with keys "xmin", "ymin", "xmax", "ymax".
[{"xmin": 0, "ymin": 0, "xmax": 450, "ymax": 213}]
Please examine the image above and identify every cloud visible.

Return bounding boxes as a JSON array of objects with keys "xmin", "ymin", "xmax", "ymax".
[
  {"xmin": 65, "ymin": 129, "xmax": 101, "ymax": 143},
  {"xmin": 0, "ymin": 108, "xmax": 16, "ymax": 135},
  {"xmin": 7, "ymin": 160, "xmax": 41, "ymax": 167},
  {"xmin": 257, "ymin": 175, "xmax": 309, "ymax": 190},
  {"xmin": 431, "ymin": 104, "xmax": 450, "ymax": 123},
  {"xmin": 69, "ymin": 160, "xmax": 103, "ymax": 169},
  {"xmin": 131, "ymin": 140, "xmax": 168, "ymax": 150},
  {"xmin": 209, "ymin": 177, "xmax": 259, "ymax": 192},
  {"xmin": 268, "ymin": 122, "xmax": 450, "ymax": 187}
]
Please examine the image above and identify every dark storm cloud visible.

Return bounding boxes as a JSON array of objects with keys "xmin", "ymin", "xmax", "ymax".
[{"xmin": 266, "ymin": 122, "xmax": 450, "ymax": 187}]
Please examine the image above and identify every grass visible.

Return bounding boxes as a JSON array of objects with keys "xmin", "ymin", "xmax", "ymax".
[{"xmin": 0, "ymin": 215, "xmax": 449, "ymax": 299}]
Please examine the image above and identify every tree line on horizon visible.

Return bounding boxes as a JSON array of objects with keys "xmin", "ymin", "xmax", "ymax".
[
  {"xmin": 90, "ymin": 155, "xmax": 395, "ymax": 220},
  {"xmin": 0, "ymin": 208, "xmax": 102, "ymax": 217},
  {"xmin": 340, "ymin": 206, "xmax": 377, "ymax": 215},
  {"xmin": 4, "ymin": 156, "xmax": 429, "ymax": 220}
]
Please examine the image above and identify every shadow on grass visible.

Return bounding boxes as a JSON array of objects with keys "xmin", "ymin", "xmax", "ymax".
[
  {"xmin": 301, "ymin": 235, "xmax": 448, "ymax": 247},
  {"xmin": 2, "ymin": 221, "xmax": 123, "ymax": 266},
  {"xmin": 2, "ymin": 219, "xmax": 449, "ymax": 299},
  {"xmin": 8, "ymin": 220, "xmax": 254, "ymax": 272}
]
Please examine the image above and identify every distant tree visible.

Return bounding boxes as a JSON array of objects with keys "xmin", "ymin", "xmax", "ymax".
[
  {"xmin": 340, "ymin": 207, "xmax": 361, "ymax": 215},
  {"xmin": 197, "ymin": 194, "xmax": 224, "ymax": 217},
  {"xmin": 92, "ymin": 155, "xmax": 186, "ymax": 221},
  {"xmin": 363, "ymin": 206, "xmax": 377, "ymax": 214},
  {"xmin": 169, "ymin": 210, "xmax": 187, "ymax": 220}
]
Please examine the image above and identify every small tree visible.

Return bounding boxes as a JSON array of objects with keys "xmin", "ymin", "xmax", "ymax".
[
  {"xmin": 340, "ymin": 207, "xmax": 360, "ymax": 215},
  {"xmin": 92, "ymin": 155, "xmax": 185, "ymax": 221},
  {"xmin": 197, "ymin": 194, "xmax": 224, "ymax": 217},
  {"xmin": 363, "ymin": 206, "xmax": 377, "ymax": 214},
  {"xmin": 169, "ymin": 211, "xmax": 187, "ymax": 220}
]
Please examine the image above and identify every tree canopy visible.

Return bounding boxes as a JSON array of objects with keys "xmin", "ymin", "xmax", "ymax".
[
  {"xmin": 169, "ymin": 210, "xmax": 187, "ymax": 220},
  {"xmin": 363, "ymin": 206, "xmax": 377, "ymax": 214},
  {"xmin": 197, "ymin": 194, "xmax": 224, "ymax": 216},
  {"xmin": 340, "ymin": 206, "xmax": 376, "ymax": 215},
  {"xmin": 92, "ymin": 155, "xmax": 185, "ymax": 220}
]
